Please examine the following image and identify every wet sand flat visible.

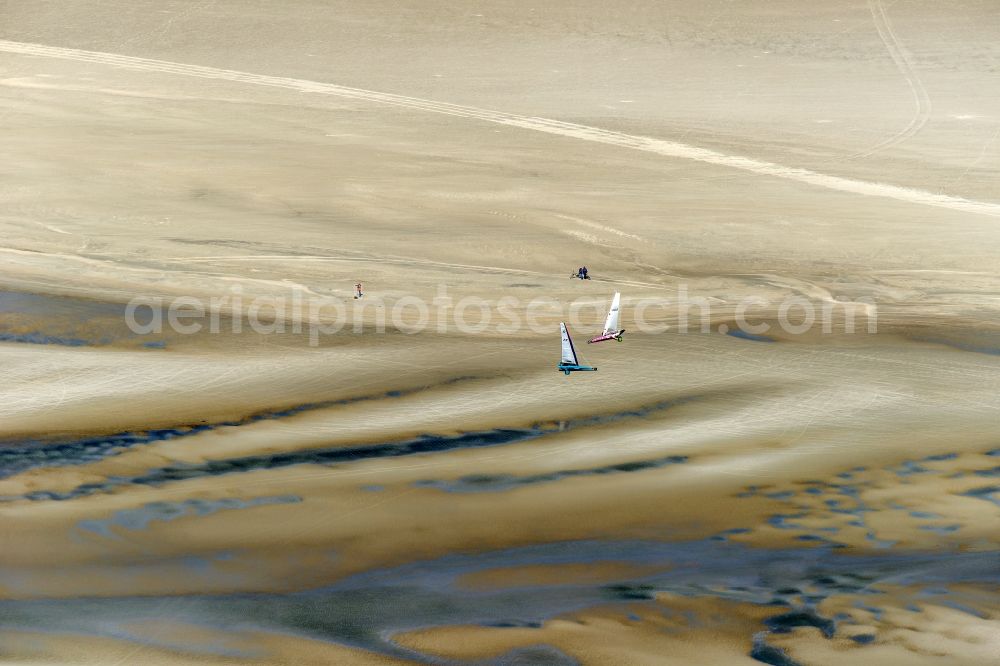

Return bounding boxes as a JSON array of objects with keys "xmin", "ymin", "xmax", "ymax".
[{"xmin": 1, "ymin": 1, "xmax": 999, "ymax": 664}]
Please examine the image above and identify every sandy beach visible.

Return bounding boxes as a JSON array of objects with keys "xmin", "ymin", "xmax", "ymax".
[{"xmin": 1, "ymin": 1, "xmax": 998, "ymax": 663}]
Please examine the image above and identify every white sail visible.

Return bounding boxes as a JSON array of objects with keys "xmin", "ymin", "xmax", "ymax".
[
  {"xmin": 560, "ymin": 322, "xmax": 578, "ymax": 365},
  {"xmin": 603, "ymin": 292, "xmax": 621, "ymax": 334}
]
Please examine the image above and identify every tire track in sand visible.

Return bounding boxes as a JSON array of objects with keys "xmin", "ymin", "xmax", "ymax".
[
  {"xmin": 846, "ymin": 0, "xmax": 932, "ymax": 159},
  {"xmin": 2, "ymin": 40, "xmax": 997, "ymax": 218}
]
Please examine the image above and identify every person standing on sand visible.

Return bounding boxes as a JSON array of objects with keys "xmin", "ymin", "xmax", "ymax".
[{"xmin": 355, "ymin": 282, "xmax": 364, "ymax": 299}]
